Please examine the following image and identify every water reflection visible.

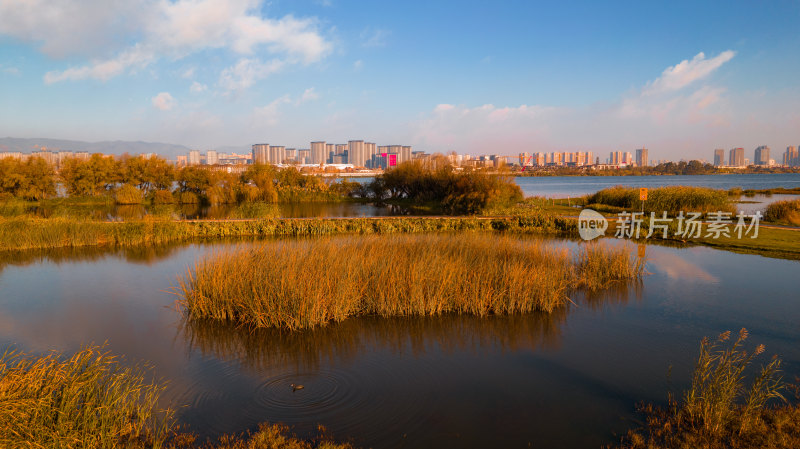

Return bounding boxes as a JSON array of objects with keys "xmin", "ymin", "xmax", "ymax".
[
  {"xmin": 1, "ymin": 238, "xmax": 798, "ymax": 448},
  {"xmin": 181, "ymin": 312, "xmax": 568, "ymax": 374}
]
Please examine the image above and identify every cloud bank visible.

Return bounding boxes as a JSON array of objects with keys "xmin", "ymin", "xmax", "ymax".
[{"xmin": 0, "ymin": 0, "xmax": 332, "ymax": 85}]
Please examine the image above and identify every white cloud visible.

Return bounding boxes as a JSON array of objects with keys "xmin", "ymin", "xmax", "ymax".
[
  {"xmin": 151, "ymin": 92, "xmax": 176, "ymax": 111},
  {"xmin": 297, "ymin": 87, "xmax": 319, "ymax": 104},
  {"xmin": 353, "ymin": 59, "xmax": 363, "ymax": 71},
  {"xmin": 360, "ymin": 27, "xmax": 390, "ymax": 47},
  {"xmin": 643, "ymin": 50, "xmax": 735, "ymax": 95},
  {"xmin": 0, "ymin": 0, "xmax": 147, "ymax": 58},
  {"xmin": 182, "ymin": 67, "xmax": 196, "ymax": 79},
  {"xmin": 190, "ymin": 81, "xmax": 208, "ymax": 93},
  {"xmin": 0, "ymin": 0, "xmax": 332, "ymax": 84},
  {"xmin": 253, "ymin": 94, "xmax": 292, "ymax": 126},
  {"xmin": 44, "ymin": 45, "xmax": 154, "ymax": 84},
  {"xmin": 1, "ymin": 65, "xmax": 20, "ymax": 75},
  {"xmin": 218, "ymin": 58, "xmax": 285, "ymax": 92},
  {"xmin": 411, "ymin": 51, "xmax": 741, "ymax": 156},
  {"xmin": 189, "ymin": 81, "xmax": 208, "ymax": 94}
]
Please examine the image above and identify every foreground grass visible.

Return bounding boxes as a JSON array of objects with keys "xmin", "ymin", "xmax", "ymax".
[
  {"xmin": 612, "ymin": 329, "xmax": 799, "ymax": 449},
  {"xmin": 0, "ymin": 214, "xmax": 575, "ymax": 252},
  {"xmin": 0, "ymin": 345, "xmax": 173, "ymax": 448},
  {"xmin": 0, "ymin": 346, "xmax": 353, "ymax": 448},
  {"xmin": 177, "ymin": 234, "xmax": 643, "ymax": 330}
]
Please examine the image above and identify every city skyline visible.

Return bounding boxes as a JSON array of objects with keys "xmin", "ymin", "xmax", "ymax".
[{"xmin": 1, "ymin": 1, "xmax": 799, "ymax": 159}]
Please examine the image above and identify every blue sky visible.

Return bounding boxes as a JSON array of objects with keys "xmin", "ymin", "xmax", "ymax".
[{"xmin": 1, "ymin": 0, "xmax": 799, "ymax": 160}]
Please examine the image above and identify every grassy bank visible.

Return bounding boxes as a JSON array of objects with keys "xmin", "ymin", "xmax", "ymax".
[
  {"xmin": 612, "ymin": 329, "xmax": 799, "ymax": 449},
  {"xmin": 177, "ymin": 234, "xmax": 643, "ymax": 330},
  {"xmin": 0, "ymin": 214, "xmax": 575, "ymax": 252},
  {"xmin": 586, "ymin": 185, "xmax": 733, "ymax": 215}
]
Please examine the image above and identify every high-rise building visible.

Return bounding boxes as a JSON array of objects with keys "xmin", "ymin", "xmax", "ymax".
[
  {"xmin": 297, "ymin": 149, "xmax": 311, "ymax": 164},
  {"xmin": 188, "ymin": 150, "xmax": 201, "ymax": 166},
  {"xmin": 783, "ymin": 146, "xmax": 798, "ymax": 166},
  {"xmin": 252, "ymin": 144, "xmax": 269, "ymax": 164},
  {"xmin": 348, "ymin": 140, "xmax": 366, "ymax": 167},
  {"xmin": 729, "ymin": 148, "xmax": 745, "ymax": 167},
  {"xmin": 325, "ymin": 143, "xmax": 335, "ymax": 163},
  {"xmin": 269, "ymin": 146, "xmax": 286, "ymax": 164},
  {"xmin": 635, "ymin": 148, "xmax": 649, "ymax": 167},
  {"xmin": 713, "ymin": 149, "xmax": 725, "ymax": 166},
  {"xmin": 310, "ymin": 141, "xmax": 327, "ymax": 165},
  {"xmin": 754, "ymin": 145, "xmax": 770, "ymax": 166},
  {"xmin": 285, "ymin": 148, "xmax": 297, "ymax": 162},
  {"xmin": 206, "ymin": 150, "xmax": 218, "ymax": 165},
  {"xmin": 365, "ymin": 142, "xmax": 378, "ymax": 167},
  {"xmin": 400, "ymin": 146, "xmax": 412, "ymax": 164}
]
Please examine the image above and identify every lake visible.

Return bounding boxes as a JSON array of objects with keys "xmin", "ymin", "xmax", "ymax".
[
  {"xmin": 1, "ymin": 237, "xmax": 797, "ymax": 448},
  {"xmin": 21, "ymin": 173, "xmax": 800, "ymax": 220},
  {"xmin": 512, "ymin": 173, "xmax": 800, "ymax": 197}
]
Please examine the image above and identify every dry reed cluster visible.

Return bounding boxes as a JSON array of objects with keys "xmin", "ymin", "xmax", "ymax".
[
  {"xmin": 178, "ymin": 234, "xmax": 643, "ymax": 330},
  {"xmin": 0, "ymin": 345, "xmax": 173, "ymax": 448},
  {"xmin": 613, "ymin": 329, "xmax": 799, "ymax": 449}
]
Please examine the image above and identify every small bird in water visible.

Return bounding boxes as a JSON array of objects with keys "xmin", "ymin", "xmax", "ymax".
[{"xmin": 290, "ymin": 383, "xmax": 304, "ymax": 392}]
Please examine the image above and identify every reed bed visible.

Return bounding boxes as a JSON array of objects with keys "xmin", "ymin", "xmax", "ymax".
[
  {"xmin": 764, "ymin": 199, "xmax": 800, "ymax": 225},
  {"xmin": 177, "ymin": 234, "xmax": 642, "ymax": 330},
  {"xmin": 612, "ymin": 329, "xmax": 798, "ymax": 449},
  {"xmin": 586, "ymin": 185, "xmax": 733, "ymax": 215},
  {"xmin": 0, "ymin": 215, "xmax": 575, "ymax": 252},
  {"xmin": 0, "ymin": 345, "xmax": 173, "ymax": 448}
]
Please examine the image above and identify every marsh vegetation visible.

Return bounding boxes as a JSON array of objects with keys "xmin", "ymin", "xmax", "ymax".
[
  {"xmin": 177, "ymin": 234, "xmax": 643, "ymax": 330},
  {"xmin": 612, "ymin": 329, "xmax": 799, "ymax": 449},
  {"xmin": 585, "ymin": 186, "xmax": 733, "ymax": 215}
]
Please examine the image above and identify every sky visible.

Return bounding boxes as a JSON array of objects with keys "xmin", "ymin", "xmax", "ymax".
[{"xmin": 1, "ymin": 0, "xmax": 799, "ymax": 160}]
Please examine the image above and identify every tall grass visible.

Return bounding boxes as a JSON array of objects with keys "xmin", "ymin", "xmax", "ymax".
[
  {"xmin": 0, "ymin": 345, "xmax": 173, "ymax": 448},
  {"xmin": 0, "ymin": 215, "xmax": 576, "ymax": 252},
  {"xmin": 764, "ymin": 199, "xmax": 800, "ymax": 225},
  {"xmin": 612, "ymin": 329, "xmax": 796, "ymax": 449},
  {"xmin": 586, "ymin": 185, "xmax": 733, "ymax": 215},
  {"xmin": 177, "ymin": 235, "xmax": 642, "ymax": 330}
]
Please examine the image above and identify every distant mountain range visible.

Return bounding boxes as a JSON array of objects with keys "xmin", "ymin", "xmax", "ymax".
[{"xmin": 0, "ymin": 137, "xmax": 206, "ymax": 160}]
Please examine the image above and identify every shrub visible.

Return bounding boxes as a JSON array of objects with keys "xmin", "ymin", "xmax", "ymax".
[
  {"xmin": 368, "ymin": 162, "xmax": 523, "ymax": 214},
  {"xmin": 178, "ymin": 191, "xmax": 200, "ymax": 204},
  {"xmin": 151, "ymin": 189, "xmax": 175, "ymax": 204},
  {"xmin": 114, "ymin": 184, "xmax": 144, "ymax": 204},
  {"xmin": 764, "ymin": 199, "xmax": 800, "ymax": 225}
]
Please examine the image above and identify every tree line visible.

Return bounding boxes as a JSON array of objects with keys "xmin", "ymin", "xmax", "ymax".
[{"xmin": 0, "ymin": 155, "xmax": 356, "ymax": 204}]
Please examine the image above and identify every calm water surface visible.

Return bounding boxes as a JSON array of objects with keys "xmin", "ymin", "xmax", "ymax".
[
  {"xmin": 513, "ymin": 173, "xmax": 800, "ymax": 197},
  {"xmin": 0, "ymin": 237, "xmax": 798, "ymax": 448},
  {"xmin": 22, "ymin": 173, "xmax": 800, "ymax": 219}
]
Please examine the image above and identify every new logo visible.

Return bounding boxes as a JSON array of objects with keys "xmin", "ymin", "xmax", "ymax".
[{"xmin": 578, "ymin": 209, "xmax": 608, "ymax": 241}]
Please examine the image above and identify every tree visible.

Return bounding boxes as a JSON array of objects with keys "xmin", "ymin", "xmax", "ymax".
[
  {"xmin": 121, "ymin": 156, "xmax": 175, "ymax": 194},
  {"xmin": 0, "ymin": 157, "xmax": 56, "ymax": 200},
  {"xmin": 60, "ymin": 154, "xmax": 122, "ymax": 197}
]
